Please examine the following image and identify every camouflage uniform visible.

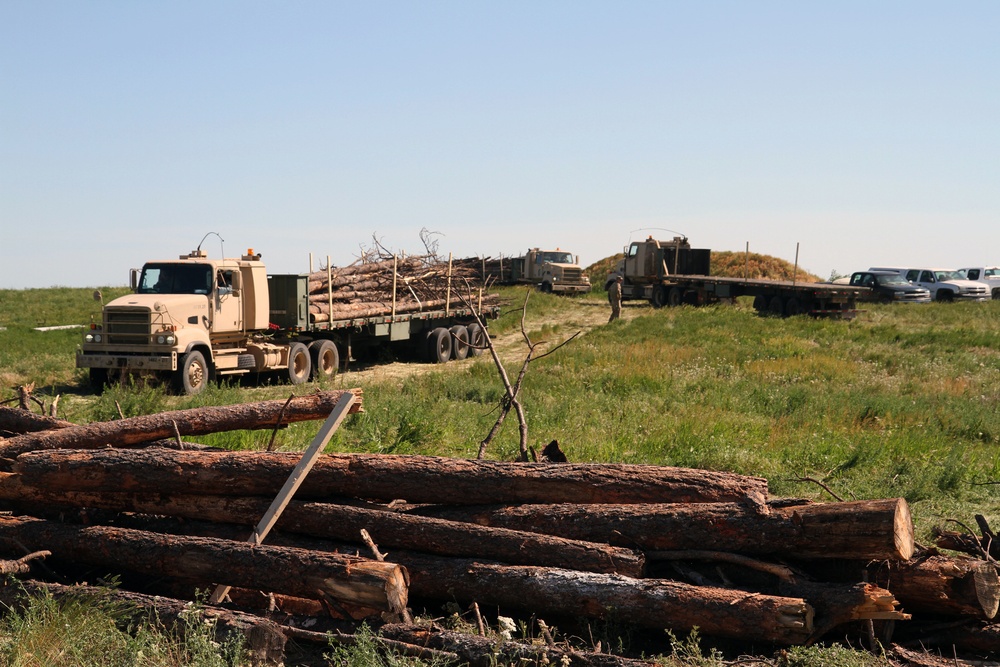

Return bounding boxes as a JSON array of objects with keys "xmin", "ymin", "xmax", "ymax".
[{"xmin": 607, "ymin": 276, "xmax": 622, "ymax": 322}]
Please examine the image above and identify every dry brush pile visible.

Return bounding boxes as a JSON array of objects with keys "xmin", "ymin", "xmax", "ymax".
[{"xmin": 0, "ymin": 395, "xmax": 998, "ymax": 666}]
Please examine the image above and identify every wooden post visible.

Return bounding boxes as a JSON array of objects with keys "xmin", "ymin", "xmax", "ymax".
[
  {"xmin": 446, "ymin": 252, "xmax": 453, "ymax": 316},
  {"xmin": 209, "ymin": 391, "xmax": 357, "ymax": 604},
  {"xmin": 793, "ymin": 242, "xmax": 800, "ymax": 285},
  {"xmin": 391, "ymin": 254, "xmax": 398, "ymax": 319},
  {"xmin": 326, "ymin": 255, "xmax": 333, "ymax": 329},
  {"xmin": 744, "ymin": 242, "xmax": 750, "ymax": 282}
]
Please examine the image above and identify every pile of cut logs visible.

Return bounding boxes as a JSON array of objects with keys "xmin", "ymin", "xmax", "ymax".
[
  {"xmin": 0, "ymin": 395, "xmax": 998, "ymax": 667},
  {"xmin": 307, "ymin": 254, "xmax": 499, "ymax": 323}
]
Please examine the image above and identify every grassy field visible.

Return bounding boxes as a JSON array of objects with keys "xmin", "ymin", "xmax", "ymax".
[{"xmin": 1, "ymin": 285, "xmax": 999, "ymax": 665}]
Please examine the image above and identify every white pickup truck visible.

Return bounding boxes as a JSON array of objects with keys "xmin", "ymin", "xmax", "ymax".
[
  {"xmin": 869, "ymin": 267, "xmax": 991, "ymax": 302},
  {"xmin": 957, "ymin": 266, "xmax": 1000, "ymax": 300}
]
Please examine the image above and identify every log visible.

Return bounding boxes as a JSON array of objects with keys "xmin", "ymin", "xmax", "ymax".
[
  {"xmin": 0, "ymin": 515, "xmax": 407, "ymax": 615},
  {"xmin": 0, "ymin": 579, "xmax": 287, "ymax": 664},
  {"xmin": 393, "ymin": 553, "xmax": 816, "ymax": 645},
  {"xmin": 410, "ymin": 498, "xmax": 916, "ymax": 560},
  {"xmin": 871, "ymin": 553, "xmax": 1000, "ymax": 619},
  {"xmin": 378, "ymin": 623, "xmax": 661, "ymax": 667},
  {"xmin": 0, "ymin": 390, "xmax": 363, "ymax": 462},
  {"xmin": 10, "ymin": 448, "xmax": 769, "ymax": 505},
  {"xmin": 0, "ymin": 477, "xmax": 644, "ymax": 576},
  {"xmin": 902, "ymin": 622, "xmax": 1000, "ymax": 656},
  {"xmin": 0, "ymin": 406, "xmax": 74, "ymax": 436}
]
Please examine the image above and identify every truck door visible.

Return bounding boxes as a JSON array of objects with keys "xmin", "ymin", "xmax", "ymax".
[
  {"xmin": 624, "ymin": 243, "xmax": 642, "ymax": 278},
  {"xmin": 213, "ymin": 268, "xmax": 244, "ymax": 333}
]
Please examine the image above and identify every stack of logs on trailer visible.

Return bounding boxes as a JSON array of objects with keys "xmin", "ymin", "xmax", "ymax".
[
  {"xmin": 0, "ymin": 396, "xmax": 998, "ymax": 666},
  {"xmin": 306, "ymin": 255, "xmax": 498, "ymax": 323}
]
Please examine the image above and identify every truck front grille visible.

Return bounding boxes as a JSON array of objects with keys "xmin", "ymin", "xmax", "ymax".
[
  {"xmin": 106, "ymin": 309, "xmax": 152, "ymax": 345},
  {"xmin": 562, "ymin": 268, "xmax": 584, "ymax": 282}
]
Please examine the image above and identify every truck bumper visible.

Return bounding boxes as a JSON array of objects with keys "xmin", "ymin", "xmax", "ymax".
[
  {"xmin": 76, "ymin": 351, "xmax": 178, "ymax": 372},
  {"xmin": 551, "ymin": 284, "xmax": 591, "ymax": 294}
]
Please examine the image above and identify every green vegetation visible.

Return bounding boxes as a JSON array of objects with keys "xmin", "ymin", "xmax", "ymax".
[{"xmin": 1, "ymin": 286, "xmax": 999, "ymax": 664}]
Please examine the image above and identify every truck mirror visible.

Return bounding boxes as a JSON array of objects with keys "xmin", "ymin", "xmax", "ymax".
[
  {"xmin": 231, "ymin": 271, "xmax": 242, "ymax": 295},
  {"xmin": 130, "ymin": 269, "xmax": 139, "ymax": 291}
]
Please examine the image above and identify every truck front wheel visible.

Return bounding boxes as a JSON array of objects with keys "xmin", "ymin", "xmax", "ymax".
[
  {"xmin": 287, "ymin": 343, "xmax": 311, "ymax": 385},
  {"xmin": 88, "ymin": 368, "xmax": 109, "ymax": 395},
  {"xmin": 937, "ymin": 290, "xmax": 955, "ymax": 302},
  {"xmin": 173, "ymin": 350, "xmax": 209, "ymax": 395}
]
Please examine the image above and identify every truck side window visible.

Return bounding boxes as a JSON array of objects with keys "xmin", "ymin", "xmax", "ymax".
[
  {"xmin": 628, "ymin": 244, "xmax": 639, "ymax": 257},
  {"xmin": 905, "ymin": 270, "xmax": 919, "ymax": 282},
  {"xmin": 920, "ymin": 271, "xmax": 935, "ymax": 283},
  {"xmin": 967, "ymin": 269, "xmax": 980, "ymax": 280},
  {"xmin": 217, "ymin": 270, "xmax": 233, "ymax": 295}
]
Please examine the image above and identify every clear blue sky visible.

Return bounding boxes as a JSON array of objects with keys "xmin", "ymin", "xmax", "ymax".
[{"xmin": 2, "ymin": 2, "xmax": 997, "ymax": 288}]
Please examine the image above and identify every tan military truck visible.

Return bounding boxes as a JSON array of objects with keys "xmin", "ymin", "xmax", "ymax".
[
  {"xmin": 485, "ymin": 248, "xmax": 591, "ymax": 294},
  {"xmin": 77, "ymin": 247, "xmax": 496, "ymax": 395}
]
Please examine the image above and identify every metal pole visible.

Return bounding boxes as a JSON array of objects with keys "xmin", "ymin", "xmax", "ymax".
[{"xmin": 793, "ymin": 243, "xmax": 800, "ymax": 285}]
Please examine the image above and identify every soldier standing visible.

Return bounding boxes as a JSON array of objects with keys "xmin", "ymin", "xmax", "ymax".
[{"xmin": 607, "ymin": 274, "xmax": 623, "ymax": 322}]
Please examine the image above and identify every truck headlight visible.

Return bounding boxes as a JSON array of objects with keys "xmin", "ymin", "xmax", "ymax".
[
  {"xmin": 86, "ymin": 333, "xmax": 103, "ymax": 343},
  {"xmin": 156, "ymin": 334, "xmax": 177, "ymax": 345}
]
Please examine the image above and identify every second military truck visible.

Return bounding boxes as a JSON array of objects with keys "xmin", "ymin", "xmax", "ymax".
[
  {"xmin": 484, "ymin": 248, "xmax": 591, "ymax": 294},
  {"xmin": 611, "ymin": 236, "xmax": 865, "ymax": 318}
]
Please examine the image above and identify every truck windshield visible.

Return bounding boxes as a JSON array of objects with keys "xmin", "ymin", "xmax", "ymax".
[
  {"xmin": 137, "ymin": 264, "xmax": 213, "ymax": 295},
  {"xmin": 933, "ymin": 270, "xmax": 963, "ymax": 282},
  {"xmin": 540, "ymin": 252, "xmax": 574, "ymax": 264}
]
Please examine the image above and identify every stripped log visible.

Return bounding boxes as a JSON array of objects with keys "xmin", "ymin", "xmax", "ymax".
[
  {"xmin": 0, "ymin": 580, "xmax": 287, "ymax": 664},
  {"xmin": 0, "ymin": 390, "xmax": 363, "ymax": 462},
  {"xmin": 0, "ymin": 406, "xmax": 74, "ymax": 436},
  {"xmin": 871, "ymin": 553, "xmax": 1000, "ymax": 619},
  {"xmin": 0, "ymin": 515, "xmax": 407, "ymax": 615},
  {"xmin": 10, "ymin": 448, "xmax": 769, "ymax": 505},
  {"xmin": 0, "ymin": 477, "xmax": 643, "ymax": 576},
  {"xmin": 409, "ymin": 498, "xmax": 915, "ymax": 560}
]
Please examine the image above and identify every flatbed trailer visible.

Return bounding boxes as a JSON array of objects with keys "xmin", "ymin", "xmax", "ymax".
[{"xmin": 622, "ymin": 274, "xmax": 865, "ymax": 318}]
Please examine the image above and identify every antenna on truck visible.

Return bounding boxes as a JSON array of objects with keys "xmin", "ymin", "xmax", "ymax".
[{"xmin": 196, "ymin": 232, "xmax": 225, "ymax": 258}]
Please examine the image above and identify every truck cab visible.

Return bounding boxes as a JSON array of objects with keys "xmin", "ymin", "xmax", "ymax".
[
  {"xmin": 957, "ymin": 267, "xmax": 1000, "ymax": 300},
  {"xmin": 615, "ymin": 236, "xmax": 711, "ymax": 285},
  {"xmin": 517, "ymin": 248, "xmax": 590, "ymax": 293}
]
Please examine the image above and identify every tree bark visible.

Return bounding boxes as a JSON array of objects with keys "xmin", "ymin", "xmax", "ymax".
[
  {"xmin": 0, "ymin": 515, "xmax": 407, "ymax": 615},
  {"xmin": 871, "ymin": 553, "xmax": 1000, "ymax": 619},
  {"xmin": 410, "ymin": 498, "xmax": 915, "ymax": 561},
  {"xmin": 10, "ymin": 448, "xmax": 769, "ymax": 505},
  {"xmin": 0, "ymin": 579, "xmax": 288, "ymax": 665},
  {"xmin": 0, "ymin": 390, "xmax": 363, "ymax": 462},
  {"xmin": 0, "ymin": 476, "xmax": 644, "ymax": 576}
]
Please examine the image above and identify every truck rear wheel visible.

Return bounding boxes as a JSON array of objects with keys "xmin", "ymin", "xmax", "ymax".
[
  {"xmin": 173, "ymin": 350, "xmax": 209, "ymax": 396},
  {"xmin": 449, "ymin": 325, "xmax": 470, "ymax": 360},
  {"xmin": 309, "ymin": 340, "xmax": 339, "ymax": 380},
  {"xmin": 426, "ymin": 327, "xmax": 452, "ymax": 364},
  {"xmin": 768, "ymin": 296, "xmax": 785, "ymax": 317},
  {"xmin": 466, "ymin": 323, "xmax": 485, "ymax": 357},
  {"xmin": 287, "ymin": 343, "xmax": 311, "ymax": 385},
  {"xmin": 667, "ymin": 286, "xmax": 683, "ymax": 307}
]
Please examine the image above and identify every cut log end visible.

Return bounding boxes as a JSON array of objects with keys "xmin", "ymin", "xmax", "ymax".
[{"xmin": 893, "ymin": 498, "xmax": 916, "ymax": 561}]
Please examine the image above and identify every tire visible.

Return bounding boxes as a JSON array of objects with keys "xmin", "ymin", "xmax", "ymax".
[
  {"xmin": 426, "ymin": 327, "xmax": 452, "ymax": 364},
  {"xmin": 667, "ymin": 286, "xmax": 683, "ymax": 307},
  {"xmin": 752, "ymin": 295, "xmax": 768, "ymax": 313},
  {"xmin": 287, "ymin": 342, "xmax": 311, "ymax": 385},
  {"xmin": 449, "ymin": 325, "xmax": 470, "ymax": 360},
  {"xmin": 784, "ymin": 297, "xmax": 806, "ymax": 316},
  {"xmin": 539, "ymin": 281, "xmax": 553, "ymax": 293},
  {"xmin": 466, "ymin": 323, "xmax": 485, "ymax": 357},
  {"xmin": 993, "ymin": 287, "xmax": 1000, "ymax": 301},
  {"xmin": 651, "ymin": 285, "xmax": 667, "ymax": 308},
  {"xmin": 768, "ymin": 296, "xmax": 785, "ymax": 317},
  {"xmin": 937, "ymin": 290, "xmax": 954, "ymax": 303},
  {"xmin": 173, "ymin": 350, "xmax": 209, "ymax": 395},
  {"xmin": 88, "ymin": 368, "xmax": 108, "ymax": 395},
  {"xmin": 309, "ymin": 340, "xmax": 339, "ymax": 380}
]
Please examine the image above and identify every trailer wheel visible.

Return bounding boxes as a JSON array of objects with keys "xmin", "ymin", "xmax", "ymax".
[
  {"xmin": 287, "ymin": 343, "xmax": 311, "ymax": 385},
  {"xmin": 466, "ymin": 323, "xmax": 485, "ymax": 357},
  {"xmin": 309, "ymin": 340, "xmax": 339, "ymax": 380},
  {"xmin": 668, "ymin": 286, "xmax": 683, "ymax": 307},
  {"xmin": 752, "ymin": 295, "xmax": 768, "ymax": 313},
  {"xmin": 173, "ymin": 350, "xmax": 209, "ymax": 395},
  {"xmin": 449, "ymin": 325, "xmax": 470, "ymax": 360},
  {"xmin": 784, "ymin": 297, "xmax": 806, "ymax": 316},
  {"xmin": 768, "ymin": 296, "xmax": 785, "ymax": 317},
  {"xmin": 426, "ymin": 327, "xmax": 452, "ymax": 364}
]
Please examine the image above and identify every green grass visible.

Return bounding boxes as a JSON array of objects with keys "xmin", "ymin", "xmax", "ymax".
[{"xmin": 2, "ymin": 287, "xmax": 1000, "ymax": 664}]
